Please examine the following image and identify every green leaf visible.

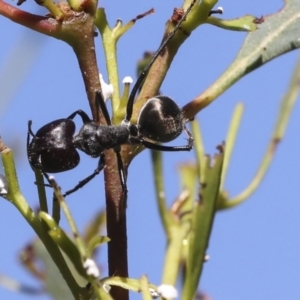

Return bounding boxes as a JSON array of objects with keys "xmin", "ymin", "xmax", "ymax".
[
  {"xmin": 185, "ymin": 0, "xmax": 300, "ymax": 116},
  {"xmin": 39, "ymin": 212, "xmax": 87, "ymax": 279},
  {"xmin": 82, "ymin": 209, "xmax": 106, "ymax": 245},
  {"xmin": 237, "ymin": 0, "xmax": 300, "ymax": 74},
  {"xmin": 87, "ymin": 235, "xmax": 110, "ymax": 255},
  {"xmin": 100, "ymin": 277, "xmax": 157, "ymax": 294},
  {"xmin": 182, "ymin": 148, "xmax": 224, "ymax": 300},
  {"xmin": 207, "ymin": 15, "xmax": 258, "ymax": 31},
  {"xmin": 177, "ymin": 163, "xmax": 198, "ymax": 214},
  {"xmin": 139, "ymin": 276, "xmax": 154, "ymax": 300},
  {"xmin": 218, "ymin": 53, "xmax": 300, "ymax": 210},
  {"xmin": 33, "ymin": 239, "xmax": 76, "ymax": 300}
]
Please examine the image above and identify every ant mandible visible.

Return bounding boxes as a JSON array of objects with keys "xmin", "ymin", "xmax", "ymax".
[{"xmin": 27, "ymin": 2, "xmax": 196, "ymax": 197}]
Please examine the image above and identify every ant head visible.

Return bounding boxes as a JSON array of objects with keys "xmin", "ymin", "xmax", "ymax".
[{"xmin": 137, "ymin": 95, "xmax": 184, "ymax": 143}]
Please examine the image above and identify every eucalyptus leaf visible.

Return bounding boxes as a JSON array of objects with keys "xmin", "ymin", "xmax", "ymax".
[
  {"xmin": 185, "ymin": 0, "xmax": 300, "ymax": 116},
  {"xmin": 182, "ymin": 149, "xmax": 224, "ymax": 300},
  {"xmin": 33, "ymin": 239, "xmax": 74, "ymax": 300},
  {"xmin": 237, "ymin": 0, "xmax": 300, "ymax": 74}
]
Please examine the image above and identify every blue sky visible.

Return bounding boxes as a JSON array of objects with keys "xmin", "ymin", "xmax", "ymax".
[{"xmin": 0, "ymin": 0, "xmax": 299, "ymax": 299}]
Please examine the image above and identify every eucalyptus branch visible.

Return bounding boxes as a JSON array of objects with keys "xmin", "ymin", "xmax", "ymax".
[{"xmin": 219, "ymin": 54, "xmax": 300, "ymax": 209}]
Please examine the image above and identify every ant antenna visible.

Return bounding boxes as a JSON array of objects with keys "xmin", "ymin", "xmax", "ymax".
[{"xmin": 124, "ymin": 0, "xmax": 196, "ymax": 122}]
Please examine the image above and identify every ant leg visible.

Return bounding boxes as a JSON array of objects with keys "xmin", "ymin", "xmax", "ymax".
[
  {"xmin": 27, "ymin": 120, "xmax": 36, "ymax": 162},
  {"xmin": 63, "ymin": 153, "xmax": 105, "ymax": 197},
  {"xmin": 113, "ymin": 147, "xmax": 128, "ymax": 195},
  {"xmin": 142, "ymin": 140, "xmax": 192, "ymax": 152},
  {"xmin": 183, "ymin": 124, "xmax": 194, "ymax": 149},
  {"xmin": 66, "ymin": 92, "xmax": 111, "ymax": 126},
  {"xmin": 67, "ymin": 110, "xmax": 92, "ymax": 124},
  {"xmin": 129, "ymin": 133, "xmax": 193, "ymax": 152},
  {"xmin": 209, "ymin": 7, "xmax": 223, "ymax": 16},
  {"xmin": 95, "ymin": 91, "xmax": 112, "ymax": 125},
  {"xmin": 27, "ymin": 120, "xmax": 35, "ymax": 140},
  {"xmin": 27, "ymin": 120, "xmax": 53, "ymax": 185},
  {"xmin": 34, "ymin": 164, "xmax": 54, "ymax": 190},
  {"xmin": 124, "ymin": 0, "xmax": 196, "ymax": 122}
]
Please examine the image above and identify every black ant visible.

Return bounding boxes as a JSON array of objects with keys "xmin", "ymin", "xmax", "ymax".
[{"xmin": 27, "ymin": 3, "xmax": 197, "ymax": 197}]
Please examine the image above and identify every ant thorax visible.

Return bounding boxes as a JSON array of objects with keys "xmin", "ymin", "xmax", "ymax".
[{"xmin": 73, "ymin": 123, "xmax": 130, "ymax": 157}]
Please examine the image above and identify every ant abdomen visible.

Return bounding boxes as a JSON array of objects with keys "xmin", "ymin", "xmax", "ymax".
[{"xmin": 28, "ymin": 119, "xmax": 79, "ymax": 173}]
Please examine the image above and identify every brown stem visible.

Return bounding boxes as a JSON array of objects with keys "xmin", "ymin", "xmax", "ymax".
[
  {"xmin": 104, "ymin": 149, "xmax": 128, "ymax": 299},
  {"xmin": 130, "ymin": 16, "xmax": 190, "ymax": 123},
  {"xmin": 63, "ymin": 6, "xmax": 132, "ymax": 296},
  {"xmin": 104, "ymin": 9, "xmax": 193, "ymax": 298},
  {"xmin": 63, "ymin": 6, "xmax": 129, "ymax": 297},
  {"xmin": 68, "ymin": 17, "xmax": 102, "ymax": 120}
]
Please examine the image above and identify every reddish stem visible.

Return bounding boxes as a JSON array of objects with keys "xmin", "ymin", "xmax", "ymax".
[
  {"xmin": 105, "ymin": 148, "xmax": 128, "ymax": 299},
  {"xmin": 0, "ymin": 1, "xmax": 58, "ymax": 35}
]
